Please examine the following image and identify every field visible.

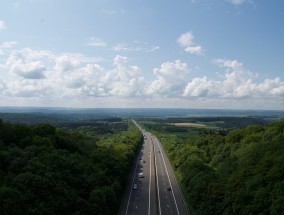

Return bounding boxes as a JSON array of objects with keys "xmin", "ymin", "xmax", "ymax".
[{"xmin": 172, "ymin": 122, "xmax": 207, "ymax": 127}]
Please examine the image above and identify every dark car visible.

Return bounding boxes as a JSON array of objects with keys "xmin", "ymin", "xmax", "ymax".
[{"xmin": 167, "ymin": 187, "xmax": 172, "ymax": 191}]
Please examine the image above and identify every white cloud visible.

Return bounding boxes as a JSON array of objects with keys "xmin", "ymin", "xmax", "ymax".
[
  {"xmin": 183, "ymin": 59, "xmax": 284, "ymax": 99},
  {"xmin": 0, "ymin": 41, "xmax": 17, "ymax": 49},
  {"xmin": 54, "ymin": 55, "xmax": 81, "ymax": 73},
  {"xmin": 87, "ymin": 37, "xmax": 160, "ymax": 53},
  {"xmin": 0, "ymin": 79, "xmax": 7, "ymax": 94},
  {"xmin": 53, "ymin": 54, "xmax": 144, "ymax": 98},
  {"xmin": 112, "ymin": 43, "xmax": 140, "ymax": 52},
  {"xmin": 0, "ymin": 42, "xmax": 18, "ymax": 56},
  {"xmin": 87, "ymin": 37, "xmax": 107, "ymax": 47},
  {"xmin": 6, "ymin": 51, "xmax": 46, "ymax": 79},
  {"xmin": 147, "ymin": 60, "xmax": 189, "ymax": 96},
  {"xmin": 7, "ymin": 78, "xmax": 57, "ymax": 98},
  {"xmin": 177, "ymin": 32, "xmax": 194, "ymax": 47},
  {"xmin": 185, "ymin": 46, "xmax": 203, "ymax": 55},
  {"xmin": 107, "ymin": 55, "xmax": 144, "ymax": 97},
  {"xmin": 0, "ymin": 20, "xmax": 6, "ymax": 32},
  {"xmin": 10, "ymin": 61, "xmax": 46, "ymax": 79},
  {"xmin": 111, "ymin": 42, "xmax": 160, "ymax": 52},
  {"xmin": 177, "ymin": 32, "xmax": 203, "ymax": 55},
  {"xmin": 1, "ymin": 47, "xmax": 284, "ymax": 109},
  {"xmin": 183, "ymin": 77, "xmax": 214, "ymax": 97}
]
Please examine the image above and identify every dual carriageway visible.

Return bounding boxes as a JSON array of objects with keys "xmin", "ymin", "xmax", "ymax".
[{"xmin": 119, "ymin": 121, "xmax": 189, "ymax": 215}]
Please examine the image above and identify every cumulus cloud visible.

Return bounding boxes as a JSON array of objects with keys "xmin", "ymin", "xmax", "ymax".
[
  {"xmin": 107, "ymin": 55, "xmax": 144, "ymax": 97},
  {"xmin": 10, "ymin": 61, "xmax": 46, "ymax": 79},
  {"xmin": 177, "ymin": 32, "xmax": 203, "ymax": 55},
  {"xmin": 147, "ymin": 60, "xmax": 189, "ymax": 96},
  {"xmin": 53, "ymin": 54, "xmax": 144, "ymax": 97},
  {"xmin": 183, "ymin": 59, "xmax": 284, "ymax": 98},
  {"xmin": 0, "ymin": 20, "xmax": 6, "ymax": 32},
  {"xmin": 7, "ymin": 79, "xmax": 54, "ymax": 97},
  {"xmin": 1, "ymin": 46, "xmax": 284, "ymax": 109},
  {"xmin": 54, "ymin": 55, "xmax": 81, "ymax": 73},
  {"xmin": 7, "ymin": 51, "xmax": 46, "ymax": 79},
  {"xmin": 183, "ymin": 77, "xmax": 214, "ymax": 97}
]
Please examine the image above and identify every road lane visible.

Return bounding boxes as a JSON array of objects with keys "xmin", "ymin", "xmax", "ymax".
[
  {"xmin": 119, "ymin": 121, "xmax": 188, "ymax": 215},
  {"xmin": 153, "ymin": 135, "xmax": 189, "ymax": 215},
  {"xmin": 119, "ymin": 127, "xmax": 157, "ymax": 215}
]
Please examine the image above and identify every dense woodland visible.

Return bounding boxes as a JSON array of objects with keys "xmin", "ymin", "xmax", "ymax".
[
  {"xmin": 0, "ymin": 119, "xmax": 142, "ymax": 215},
  {"xmin": 1, "ymin": 113, "xmax": 283, "ymax": 215},
  {"xmin": 142, "ymin": 118, "xmax": 284, "ymax": 214}
]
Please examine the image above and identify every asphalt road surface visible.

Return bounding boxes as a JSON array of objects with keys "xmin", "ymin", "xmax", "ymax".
[{"xmin": 118, "ymin": 121, "xmax": 189, "ymax": 215}]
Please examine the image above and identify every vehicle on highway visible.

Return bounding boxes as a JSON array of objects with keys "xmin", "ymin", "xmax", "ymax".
[
  {"xmin": 143, "ymin": 160, "xmax": 146, "ymax": 163},
  {"xmin": 138, "ymin": 172, "xmax": 144, "ymax": 178},
  {"xmin": 167, "ymin": 187, "xmax": 172, "ymax": 191},
  {"xmin": 133, "ymin": 184, "xmax": 138, "ymax": 189}
]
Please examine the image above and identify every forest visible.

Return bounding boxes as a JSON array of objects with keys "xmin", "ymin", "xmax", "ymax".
[
  {"xmin": 140, "ymin": 118, "xmax": 284, "ymax": 214},
  {"xmin": 0, "ymin": 119, "xmax": 142, "ymax": 215},
  {"xmin": 1, "ymin": 111, "xmax": 283, "ymax": 215}
]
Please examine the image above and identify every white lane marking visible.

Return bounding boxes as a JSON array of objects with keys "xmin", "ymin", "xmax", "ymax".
[
  {"xmin": 152, "ymin": 136, "xmax": 162, "ymax": 215},
  {"xmin": 147, "ymin": 133, "xmax": 152, "ymax": 215},
  {"xmin": 155, "ymin": 137, "xmax": 180, "ymax": 215}
]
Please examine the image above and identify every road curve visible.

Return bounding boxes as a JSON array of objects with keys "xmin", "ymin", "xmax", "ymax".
[{"xmin": 118, "ymin": 120, "xmax": 189, "ymax": 215}]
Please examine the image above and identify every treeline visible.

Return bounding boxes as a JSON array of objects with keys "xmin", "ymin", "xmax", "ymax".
[
  {"xmin": 155, "ymin": 119, "xmax": 284, "ymax": 214},
  {"xmin": 0, "ymin": 119, "xmax": 142, "ymax": 215},
  {"xmin": 0, "ymin": 113, "xmax": 123, "ymax": 126},
  {"xmin": 140, "ymin": 116, "xmax": 268, "ymax": 130}
]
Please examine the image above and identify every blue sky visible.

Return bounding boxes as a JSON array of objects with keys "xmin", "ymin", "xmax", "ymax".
[{"xmin": 0, "ymin": 0, "xmax": 284, "ymax": 109}]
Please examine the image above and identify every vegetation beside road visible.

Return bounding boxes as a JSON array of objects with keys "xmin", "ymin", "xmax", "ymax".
[
  {"xmin": 0, "ymin": 119, "xmax": 142, "ymax": 215},
  {"xmin": 140, "ymin": 118, "xmax": 284, "ymax": 214}
]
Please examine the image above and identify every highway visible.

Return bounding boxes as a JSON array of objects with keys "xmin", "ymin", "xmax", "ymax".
[{"xmin": 118, "ymin": 121, "xmax": 189, "ymax": 215}]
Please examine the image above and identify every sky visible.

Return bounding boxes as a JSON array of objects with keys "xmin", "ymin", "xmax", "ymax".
[{"xmin": 0, "ymin": 0, "xmax": 284, "ymax": 109}]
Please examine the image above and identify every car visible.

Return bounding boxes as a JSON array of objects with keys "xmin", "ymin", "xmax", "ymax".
[
  {"xmin": 167, "ymin": 187, "xmax": 172, "ymax": 191},
  {"xmin": 143, "ymin": 160, "xmax": 146, "ymax": 163},
  {"xmin": 133, "ymin": 184, "xmax": 138, "ymax": 189},
  {"xmin": 138, "ymin": 172, "xmax": 144, "ymax": 178}
]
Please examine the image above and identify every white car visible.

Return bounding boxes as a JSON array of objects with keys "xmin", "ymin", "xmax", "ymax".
[{"xmin": 133, "ymin": 184, "xmax": 138, "ymax": 189}]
